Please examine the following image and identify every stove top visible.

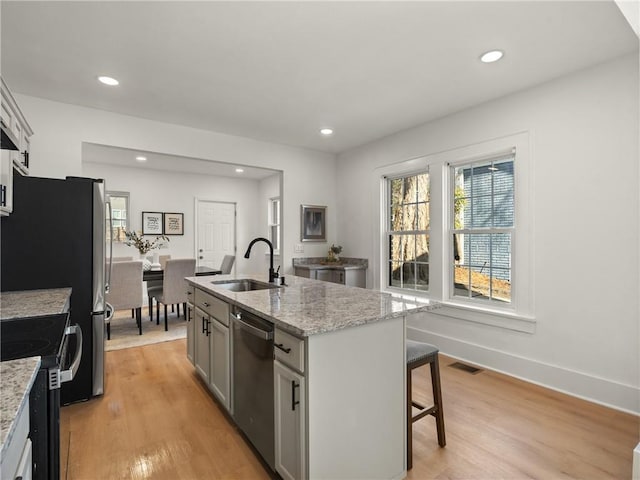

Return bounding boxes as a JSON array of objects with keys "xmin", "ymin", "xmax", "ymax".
[{"xmin": 1, "ymin": 313, "xmax": 69, "ymax": 361}]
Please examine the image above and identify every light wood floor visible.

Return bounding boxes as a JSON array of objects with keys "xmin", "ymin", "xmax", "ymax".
[{"xmin": 61, "ymin": 339, "xmax": 638, "ymax": 479}]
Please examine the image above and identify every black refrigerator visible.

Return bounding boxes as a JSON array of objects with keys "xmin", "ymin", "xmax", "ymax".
[{"xmin": 1, "ymin": 174, "xmax": 107, "ymax": 404}]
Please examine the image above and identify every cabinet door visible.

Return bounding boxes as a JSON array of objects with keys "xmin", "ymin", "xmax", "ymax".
[
  {"xmin": 274, "ymin": 360, "xmax": 306, "ymax": 480},
  {"xmin": 186, "ymin": 302, "xmax": 195, "ymax": 365},
  {"xmin": 331, "ymin": 270, "xmax": 345, "ymax": 285},
  {"xmin": 194, "ymin": 307, "xmax": 210, "ymax": 383},
  {"xmin": 209, "ymin": 319, "xmax": 231, "ymax": 411},
  {"xmin": 0, "ymin": 153, "xmax": 13, "ymax": 216},
  {"xmin": 315, "ymin": 269, "xmax": 331, "ymax": 282}
]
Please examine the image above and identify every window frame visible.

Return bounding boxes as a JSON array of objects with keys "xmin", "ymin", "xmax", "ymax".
[
  {"xmin": 106, "ymin": 190, "xmax": 130, "ymax": 243},
  {"xmin": 373, "ymin": 132, "xmax": 534, "ymax": 332},
  {"xmin": 268, "ymin": 196, "xmax": 281, "ymax": 255},
  {"xmin": 385, "ymin": 169, "xmax": 431, "ymax": 294},
  {"xmin": 448, "ymin": 151, "xmax": 515, "ymax": 307}
]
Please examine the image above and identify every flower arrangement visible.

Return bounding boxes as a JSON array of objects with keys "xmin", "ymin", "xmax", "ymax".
[
  {"xmin": 124, "ymin": 231, "xmax": 169, "ymax": 255},
  {"xmin": 327, "ymin": 244, "xmax": 343, "ymax": 263}
]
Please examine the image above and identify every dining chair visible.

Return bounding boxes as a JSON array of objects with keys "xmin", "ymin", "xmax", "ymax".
[
  {"xmin": 219, "ymin": 255, "xmax": 235, "ymax": 274},
  {"xmin": 105, "ymin": 260, "xmax": 144, "ymax": 339},
  {"xmin": 147, "ymin": 258, "xmax": 196, "ymax": 331},
  {"xmin": 111, "ymin": 257, "xmax": 134, "ymax": 316},
  {"xmin": 147, "ymin": 254, "xmax": 171, "ymax": 318}
]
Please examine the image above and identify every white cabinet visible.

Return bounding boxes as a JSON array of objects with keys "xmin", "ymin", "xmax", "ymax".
[
  {"xmin": 0, "ymin": 154, "xmax": 13, "ymax": 215},
  {"xmin": 1, "ymin": 78, "xmax": 32, "ymax": 175},
  {"xmin": 191, "ymin": 288, "xmax": 231, "ymax": 412},
  {"xmin": 1, "ymin": 395, "xmax": 32, "ymax": 480},
  {"xmin": 1, "ymin": 77, "xmax": 33, "ymax": 217},
  {"xmin": 274, "ymin": 360, "xmax": 306, "ymax": 480},
  {"xmin": 209, "ymin": 317, "xmax": 230, "ymax": 411},
  {"xmin": 194, "ymin": 307, "xmax": 210, "ymax": 383},
  {"xmin": 186, "ymin": 301, "xmax": 195, "ymax": 365}
]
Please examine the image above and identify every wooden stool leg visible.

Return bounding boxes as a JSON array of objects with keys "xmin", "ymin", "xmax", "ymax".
[
  {"xmin": 407, "ymin": 365, "xmax": 413, "ymax": 470},
  {"xmin": 430, "ymin": 355, "xmax": 446, "ymax": 447}
]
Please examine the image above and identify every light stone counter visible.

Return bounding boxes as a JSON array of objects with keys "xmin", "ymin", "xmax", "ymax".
[
  {"xmin": 186, "ymin": 273, "xmax": 438, "ymax": 337},
  {"xmin": 0, "ymin": 287, "xmax": 72, "ymax": 321},
  {"xmin": 0, "ymin": 357, "xmax": 40, "ymax": 456}
]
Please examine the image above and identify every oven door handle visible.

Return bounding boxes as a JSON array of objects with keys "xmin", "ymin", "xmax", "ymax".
[{"xmin": 60, "ymin": 324, "xmax": 83, "ymax": 384}]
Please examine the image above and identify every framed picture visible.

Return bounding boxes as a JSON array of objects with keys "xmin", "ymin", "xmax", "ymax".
[
  {"xmin": 301, "ymin": 205, "xmax": 326, "ymax": 242},
  {"xmin": 164, "ymin": 212, "xmax": 184, "ymax": 236},
  {"xmin": 142, "ymin": 211, "xmax": 163, "ymax": 235}
]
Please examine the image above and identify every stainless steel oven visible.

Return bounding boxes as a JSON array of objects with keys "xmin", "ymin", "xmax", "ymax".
[
  {"xmin": 1, "ymin": 309, "xmax": 83, "ymax": 480},
  {"xmin": 231, "ymin": 306, "xmax": 275, "ymax": 470}
]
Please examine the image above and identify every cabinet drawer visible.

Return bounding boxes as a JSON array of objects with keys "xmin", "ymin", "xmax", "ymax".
[
  {"xmin": 186, "ymin": 286, "xmax": 195, "ymax": 303},
  {"xmin": 195, "ymin": 288, "xmax": 229, "ymax": 326},
  {"xmin": 274, "ymin": 329, "xmax": 305, "ymax": 373}
]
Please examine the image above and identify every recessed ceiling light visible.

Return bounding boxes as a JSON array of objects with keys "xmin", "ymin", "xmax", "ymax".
[
  {"xmin": 98, "ymin": 76, "xmax": 119, "ymax": 86},
  {"xmin": 135, "ymin": 156, "xmax": 147, "ymax": 162},
  {"xmin": 320, "ymin": 128, "xmax": 333, "ymax": 136},
  {"xmin": 235, "ymin": 168, "xmax": 244, "ymax": 173},
  {"xmin": 480, "ymin": 50, "xmax": 504, "ymax": 63}
]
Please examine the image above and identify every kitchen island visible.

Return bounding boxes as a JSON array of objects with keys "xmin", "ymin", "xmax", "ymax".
[
  {"xmin": 1, "ymin": 357, "xmax": 40, "ymax": 480},
  {"xmin": 185, "ymin": 273, "xmax": 437, "ymax": 480}
]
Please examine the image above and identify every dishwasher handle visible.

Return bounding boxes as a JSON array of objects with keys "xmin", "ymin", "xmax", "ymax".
[{"xmin": 232, "ymin": 312, "xmax": 273, "ymax": 341}]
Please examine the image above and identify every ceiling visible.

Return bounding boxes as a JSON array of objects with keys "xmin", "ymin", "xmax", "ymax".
[
  {"xmin": 82, "ymin": 143, "xmax": 280, "ymax": 180},
  {"xmin": 1, "ymin": 1, "xmax": 637, "ymax": 155}
]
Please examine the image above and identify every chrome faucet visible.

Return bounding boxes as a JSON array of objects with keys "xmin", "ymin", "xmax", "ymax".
[{"xmin": 244, "ymin": 237, "xmax": 278, "ymax": 283}]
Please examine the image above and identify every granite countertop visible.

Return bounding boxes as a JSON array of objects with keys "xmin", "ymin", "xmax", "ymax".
[
  {"xmin": 0, "ymin": 357, "xmax": 40, "ymax": 456},
  {"xmin": 186, "ymin": 274, "xmax": 438, "ymax": 337},
  {"xmin": 293, "ymin": 263, "xmax": 366, "ymax": 270},
  {"xmin": 0, "ymin": 287, "xmax": 72, "ymax": 321}
]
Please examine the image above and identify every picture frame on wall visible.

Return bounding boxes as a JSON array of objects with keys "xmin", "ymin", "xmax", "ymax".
[
  {"xmin": 163, "ymin": 212, "xmax": 184, "ymax": 236},
  {"xmin": 301, "ymin": 205, "xmax": 326, "ymax": 242},
  {"xmin": 142, "ymin": 211, "xmax": 163, "ymax": 235}
]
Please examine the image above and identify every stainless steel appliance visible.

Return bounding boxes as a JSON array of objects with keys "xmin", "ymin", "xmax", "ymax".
[
  {"xmin": 231, "ymin": 306, "xmax": 275, "ymax": 470},
  {"xmin": 1, "ymin": 175, "xmax": 108, "ymax": 403},
  {"xmin": 1, "ymin": 298, "xmax": 82, "ymax": 480}
]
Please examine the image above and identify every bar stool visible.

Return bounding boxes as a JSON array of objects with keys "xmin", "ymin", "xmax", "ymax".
[{"xmin": 406, "ymin": 340, "xmax": 446, "ymax": 470}]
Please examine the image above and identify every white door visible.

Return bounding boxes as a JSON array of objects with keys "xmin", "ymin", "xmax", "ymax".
[{"xmin": 196, "ymin": 200, "xmax": 236, "ymax": 270}]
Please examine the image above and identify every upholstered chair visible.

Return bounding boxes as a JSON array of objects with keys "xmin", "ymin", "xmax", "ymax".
[
  {"xmin": 220, "ymin": 255, "xmax": 235, "ymax": 274},
  {"xmin": 148, "ymin": 258, "xmax": 196, "ymax": 331},
  {"xmin": 146, "ymin": 254, "xmax": 172, "ymax": 318},
  {"xmin": 105, "ymin": 260, "xmax": 144, "ymax": 339}
]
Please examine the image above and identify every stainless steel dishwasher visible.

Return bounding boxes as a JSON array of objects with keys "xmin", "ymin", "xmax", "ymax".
[{"xmin": 231, "ymin": 306, "xmax": 275, "ymax": 470}]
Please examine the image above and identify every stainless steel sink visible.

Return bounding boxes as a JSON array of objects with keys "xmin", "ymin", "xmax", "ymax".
[{"xmin": 211, "ymin": 279, "xmax": 280, "ymax": 292}]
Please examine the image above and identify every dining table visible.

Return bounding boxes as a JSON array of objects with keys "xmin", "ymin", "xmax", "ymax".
[{"xmin": 142, "ymin": 265, "xmax": 222, "ymax": 282}]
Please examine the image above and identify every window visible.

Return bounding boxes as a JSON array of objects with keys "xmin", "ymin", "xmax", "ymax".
[
  {"xmin": 106, "ymin": 191, "xmax": 129, "ymax": 243},
  {"xmin": 376, "ymin": 132, "xmax": 533, "ymax": 329},
  {"xmin": 269, "ymin": 197, "xmax": 281, "ymax": 253},
  {"xmin": 386, "ymin": 171, "xmax": 430, "ymax": 292},
  {"xmin": 451, "ymin": 154, "xmax": 514, "ymax": 305}
]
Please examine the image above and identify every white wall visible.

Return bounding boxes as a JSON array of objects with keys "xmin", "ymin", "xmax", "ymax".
[
  {"xmin": 257, "ymin": 173, "xmax": 282, "ymax": 273},
  {"xmin": 15, "ymin": 94, "xmax": 338, "ymax": 275},
  {"xmin": 336, "ymin": 53, "xmax": 640, "ymax": 413},
  {"xmin": 81, "ymin": 161, "xmax": 264, "ymax": 274}
]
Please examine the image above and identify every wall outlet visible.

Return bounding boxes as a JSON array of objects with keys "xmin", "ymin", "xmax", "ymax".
[{"xmin": 294, "ymin": 243, "xmax": 304, "ymax": 253}]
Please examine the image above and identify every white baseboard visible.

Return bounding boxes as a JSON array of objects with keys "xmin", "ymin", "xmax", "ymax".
[{"xmin": 407, "ymin": 326, "xmax": 640, "ymax": 415}]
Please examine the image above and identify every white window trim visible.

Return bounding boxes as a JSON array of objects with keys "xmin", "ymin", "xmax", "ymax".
[
  {"xmin": 268, "ymin": 196, "xmax": 281, "ymax": 256},
  {"xmin": 372, "ymin": 131, "xmax": 535, "ymax": 332}
]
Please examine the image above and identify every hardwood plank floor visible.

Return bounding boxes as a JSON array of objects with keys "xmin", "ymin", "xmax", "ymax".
[
  {"xmin": 61, "ymin": 339, "xmax": 269, "ymax": 480},
  {"xmin": 61, "ymin": 340, "xmax": 638, "ymax": 479}
]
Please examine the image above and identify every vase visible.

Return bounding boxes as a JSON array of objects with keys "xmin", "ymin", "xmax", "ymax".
[{"xmin": 139, "ymin": 252, "xmax": 151, "ymax": 271}]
